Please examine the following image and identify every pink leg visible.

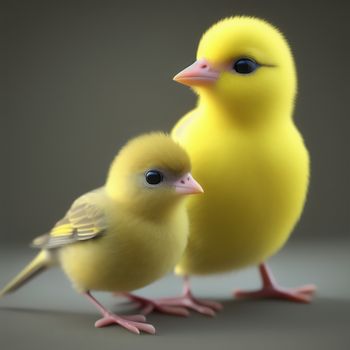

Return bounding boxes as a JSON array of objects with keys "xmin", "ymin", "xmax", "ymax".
[
  {"xmin": 84, "ymin": 291, "xmax": 156, "ymax": 335},
  {"xmin": 234, "ymin": 263, "xmax": 316, "ymax": 303},
  {"xmin": 124, "ymin": 277, "xmax": 222, "ymax": 317}
]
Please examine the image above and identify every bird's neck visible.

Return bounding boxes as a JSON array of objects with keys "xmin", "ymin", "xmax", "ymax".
[
  {"xmin": 118, "ymin": 194, "xmax": 184, "ymax": 223},
  {"xmin": 198, "ymin": 93, "xmax": 294, "ymax": 130}
]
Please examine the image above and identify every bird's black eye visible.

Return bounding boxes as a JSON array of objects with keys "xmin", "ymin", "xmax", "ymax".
[
  {"xmin": 233, "ymin": 58, "xmax": 259, "ymax": 74},
  {"xmin": 145, "ymin": 170, "xmax": 163, "ymax": 185}
]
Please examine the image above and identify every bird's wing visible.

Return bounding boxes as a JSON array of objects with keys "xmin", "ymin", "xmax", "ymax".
[{"xmin": 32, "ymin": 189, "xmax": 109, "ymax": 249}]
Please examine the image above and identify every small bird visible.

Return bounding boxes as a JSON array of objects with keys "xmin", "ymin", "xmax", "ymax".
[
  {"xmin": 138, "ymin": 16, "xmax": 315, "ymax": 315},
  {"xmin": 0, "ymin": 132, "xmax": 203, "ymax": 334}
]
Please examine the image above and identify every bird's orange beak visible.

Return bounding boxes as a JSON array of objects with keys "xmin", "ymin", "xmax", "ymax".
[
  {"xmin": 174, "ymin": 173, "xmax": 204, "ymax": 195},
  {"xmin": 173, "ymin": 59, "xmax": 220, "ymax": 86}
]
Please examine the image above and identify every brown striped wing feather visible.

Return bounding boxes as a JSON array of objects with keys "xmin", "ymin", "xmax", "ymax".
[{"xmin": 32, "ymin": 189, "xmax": 108, "ymax": 249}]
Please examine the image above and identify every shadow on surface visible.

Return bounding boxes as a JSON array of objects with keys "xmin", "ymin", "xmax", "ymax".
[
  {"xmin": 1, "ymin": 297, "xmax": 349, "ymax": 350},
  {"xmin": 141, "ymin": 297, "xmax": 350, "ymax": 335},
  {"xmin": 2, "ymin": 296, "xmax": 350, "ymax": 333}
]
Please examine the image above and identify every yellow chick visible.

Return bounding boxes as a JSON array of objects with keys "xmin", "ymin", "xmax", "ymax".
[
  {"xmin": 152, "ymin": 16, "xmax": 315, "ymax": 315},
  {"xmin": 0, "ymin": 132, "xmax": 203, "ymax": 334}
]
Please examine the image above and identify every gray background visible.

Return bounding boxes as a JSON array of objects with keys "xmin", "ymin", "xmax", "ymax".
[{"xmin": 1, "ymin": 0, "xmax": 350, "ymax": 349}]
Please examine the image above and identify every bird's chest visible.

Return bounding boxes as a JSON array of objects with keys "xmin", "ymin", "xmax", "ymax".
[
  {"xmin": 175, "ymin": 123, "xmax": 309, "ymax": 273},
  {"xmin": 61, "ymin": 217, "xmax": 188, "ymax": 292},
  {"xmin": 183, "ymin": 123, "xmax": 308, "ymax": 235}
]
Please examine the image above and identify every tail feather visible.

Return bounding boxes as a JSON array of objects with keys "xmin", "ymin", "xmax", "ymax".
[{"xmin": 0, "ymin": 250, "xmax": 53, "ymax": 297}]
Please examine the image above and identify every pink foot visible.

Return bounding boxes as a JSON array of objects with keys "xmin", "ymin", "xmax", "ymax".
[
  {"xmin": 123, "ymin": 293, "xmax": 190, "ymax": 317},
  {"xmin": 151, "ymin": 276, "xmax": 222, "ymax": 316},
  {"xmin": 156, "ymin": 292, "xmax": 223, "ymax": 317},
  {"xmin": 84, "ymin": 291, "xmax": 156, "ymax": 335},
  {"xmin": 95, "ymin": 312, "xmax": 156, "ymax": 334},
  {"xmin": 122, "ymin": 276, "xmax": 222, "ymax": 317},
  {"xmin": 234, "ymin": 263, "xmax": 316, "ymax": 303}
]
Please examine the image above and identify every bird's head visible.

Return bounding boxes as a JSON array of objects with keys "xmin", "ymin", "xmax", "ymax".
[
  {"xmin": 106, "ymin": 132, "xmax": 203, "ymax": 217},
  {"xmin": 174, "ymin": 16, "xmax": 296, "ymax": 124}
]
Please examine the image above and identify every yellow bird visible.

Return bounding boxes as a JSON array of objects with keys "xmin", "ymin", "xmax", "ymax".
[
  {"xmin": 146, "ymin": 16, "xmax": 316, "ymax": 315},
  {"xmin": 0, "ymin": 132, "xmax": 203, "ymax": 334}
]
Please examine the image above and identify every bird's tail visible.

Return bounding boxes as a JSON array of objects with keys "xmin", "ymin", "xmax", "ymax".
[{"xmin": 0, "ymin": 250, "xmax": 53, "ymax": 297}]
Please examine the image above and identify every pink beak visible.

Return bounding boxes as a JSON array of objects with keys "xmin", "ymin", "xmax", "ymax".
[
  {"xmin": 174, "ymin": 173, "xmax": 204, "ymax": 195},
  {"xmin": 173, "ymin": 59, "xmax": 220, "ymax": 86}
]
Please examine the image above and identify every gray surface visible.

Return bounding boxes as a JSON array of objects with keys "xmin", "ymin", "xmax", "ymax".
[
  {"xmin": 2, "ymin": 1, "xmax": 350, "ymax": 349},
  {"xmin": 1, "ymin": 240, "xmax": 350, "ymax": 349}
]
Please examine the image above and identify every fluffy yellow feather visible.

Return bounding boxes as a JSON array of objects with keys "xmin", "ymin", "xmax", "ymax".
[
  {"xmin": 0, "ymin": 132, "xmax": 203, "ymax": 334},
  {"xmin": 168, "ymin": 16, "xmax": 315, "ymax": 312}
]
